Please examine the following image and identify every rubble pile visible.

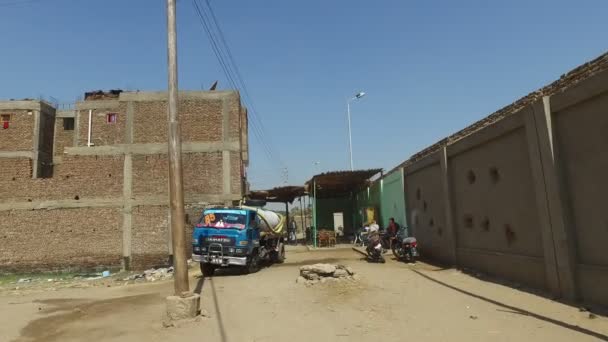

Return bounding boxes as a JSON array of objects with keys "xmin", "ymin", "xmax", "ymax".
[
  {"xmin": 297, "ymin": 264, "xmax": 357, "ymax": 286},
  {"xmin": 123, "ymin": 266, "xmax": 174, "ymax": 282}
]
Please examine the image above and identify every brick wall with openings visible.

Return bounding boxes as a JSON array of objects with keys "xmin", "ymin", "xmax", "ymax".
[
  {"xmin": 0, "ymin": 91, "xmax": 248, "ymax": 272},
  {"xmin": 54, "ymin": 117, "xmax": 75, "ymax": 157},
  {"xmin": 39, "ymin": 109, "xmax": 55, "ymax": 157},
  {"xmin": 0, "ymin": 207, "xmax": 122, "ymax": 272},
  {"xmin": 0, "ymin": 109, "xmax": 34, "ymax": 151},
  {"xmin": 38, "ymin": 109, "xmax": 56, "ymax": 177},
  {"xmin": 77, "ymin": 103, "xmax": 124, "ymax": 147}
]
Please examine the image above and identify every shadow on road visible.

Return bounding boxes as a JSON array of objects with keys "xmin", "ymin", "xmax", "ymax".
[
  {"xmin": 210, "ymin": 279, "xmax": 228, "ymax": 342},
  {"xmin": 193, "ymin": 275, "xmax": 227, "ymax": 342},
  {"xmin": 412, "ymin": 269, "xmax": 608, "ymax": 341},
  {"xmin": 193, "ymin": 275, "xmax": 205, "ymax": 295}
]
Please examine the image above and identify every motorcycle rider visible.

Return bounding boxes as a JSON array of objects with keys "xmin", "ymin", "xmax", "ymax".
[{"xmin": 383, "ymin": 217, "xmax": 400, "ymax": 249}]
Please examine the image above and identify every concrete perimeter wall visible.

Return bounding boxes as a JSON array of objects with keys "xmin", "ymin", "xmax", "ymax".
[{"xmin": 403, "ymin": 64, "xmax": 608, "ymax": 307}]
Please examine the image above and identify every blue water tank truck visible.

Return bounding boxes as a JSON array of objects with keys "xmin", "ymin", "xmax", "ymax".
[{"xmin": 191, "ymin": 204, "xmax": 286, "ymax": 276}]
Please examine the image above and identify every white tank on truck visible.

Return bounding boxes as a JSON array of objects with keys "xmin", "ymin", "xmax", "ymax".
[{"xmin": 241, "ymin": 206, "xmax": 286, "ymax": 236}]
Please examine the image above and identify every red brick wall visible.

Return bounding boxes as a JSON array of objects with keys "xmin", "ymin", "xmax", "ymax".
[
  {"xmin": 132, "ymin": 99, "xmax": 223, "ymax": 144},
  {"xmin": 227, "ymin": 94, "xmax": 242, "ymax": 140},
  {"xmin": 183, "ymin": 152, "xmax": 223, "ymax": 195},
  {"xmin": 0, "ymin": 158, "xmax": 32, "ymax": 180},
  {"xmin": 0, "ymin": 155, "xmax": 124, "ymax": 203},
  {"xmin": 131, "ymin": 205, "xmax": 200, "ymax": 269},
  {"xmin": 0, "ymin": 207, "xmax": 122, "ymax": 272},
  {"xmin": 131, "ymin": 205, "xmax": 170, "ymax": 269},
  {"xmin": 132, "ymin": 152, "xmax": 224, "ymax": 197},
  {"xmin": 0, "ymin": 110, "xmax": 34, "ymax": 151},
  {"xmin": 231, "ymin": 151, "xmax": 243, "ymax": 195}
]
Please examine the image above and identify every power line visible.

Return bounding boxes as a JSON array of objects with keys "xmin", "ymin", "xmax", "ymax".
[
  {"xmin": 191, "ymin": 0, "xmax": 275, "ymax": 166},
  {"xmin": 199, "ymin": 0, "xmax": 282, "ymax": 165},
  {"xmin": 201, "ymin": 0, "xmax": 284, "ymax": 166},
  {"xmin": 191, "ymin": 1, "xmax": 274, "ymax": 164},
  {"xmin": 191, "ymin": 0, "xmax": 285, "ymax": 170}
]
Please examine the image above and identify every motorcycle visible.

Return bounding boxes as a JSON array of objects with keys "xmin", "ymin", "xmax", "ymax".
[
  {"xmin": 391, "ymin": 230, "xmax": 419, "ymax": 263},
  {"xmin": 365, "ymin": 233, "xmax": 386, "ymax": 263}
]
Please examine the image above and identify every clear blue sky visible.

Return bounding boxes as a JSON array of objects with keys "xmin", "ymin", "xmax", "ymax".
[{"xmin": 1, "ymin": 0, "xmax": 606, "ymax": 190}]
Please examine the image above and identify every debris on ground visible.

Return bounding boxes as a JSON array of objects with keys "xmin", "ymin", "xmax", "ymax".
[
  {"xmin": 123, "ymin": 267, "xmax": 174, "ymax": 282},
  {"xmin": 298, "ymin": 264, "xmax": 356, "ymax": 286}
]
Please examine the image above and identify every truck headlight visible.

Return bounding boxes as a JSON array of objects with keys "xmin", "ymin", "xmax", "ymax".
[
  {"xmin": 193, "ymin": 246, "xmax": 201, "ymax": 252},
  {"xmin": 201, "ymin": 247, "xmax": 207, "ymax": 252},
  {"xmin": 229, "ymin": 248, "xmax": 235, "ymax": 253}
]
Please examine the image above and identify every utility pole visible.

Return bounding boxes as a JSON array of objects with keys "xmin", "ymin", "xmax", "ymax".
[{"xmin": 166, "ymin": 0, "xmax": 189, "ymax": 295}]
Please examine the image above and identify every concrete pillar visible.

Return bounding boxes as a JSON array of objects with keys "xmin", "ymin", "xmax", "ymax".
[
  {"xmin": 125, "ymin": 101, "xmax": 134, "ymax": 144},
  {"xmin": 122, "ymin": 153, "xmax": 133, "ymax": 270},
  {"xmin": 439, "ymin": 146, "xmax": 458, "ymax": 265},
  {"xmin": 31, "ymin": 110, "xmax": 41, "ymax": 178},
  {"xmin": 400, "ymin": 167, "xmax": 407, "ymax": 232},
  {"xmin": 524, "ymin": 97, "xmax": 578, "ymax": 300},
  {"xmin": 221, "ymin": 96, "xmax": 232, "ymax": 202},
  {"xmin": 74, "ymin": 110, "xmax": 80, "ymax": 147},
  {"xmin": 121, "ymin": 102, "xmax": 135, "ymax": 270}
]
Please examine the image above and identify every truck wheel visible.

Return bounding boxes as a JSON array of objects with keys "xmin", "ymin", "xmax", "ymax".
[
  {"xmin": 200, "ymin": 263, "xmax": 216, "ymax": 277},
  {"xmin": 245, "ymin": 252, "xmax": 260, "ymax": 274},
  {"xmin": 391, "ymin": 244, "xmax": 400, "ymax": 260},
  {"xmin": 277, "ymin": 244, "xmax": 285, "ymax": 263},
  {"xmin": 271, "ymin": 244, "xmax": 285, "ymax": 264}
]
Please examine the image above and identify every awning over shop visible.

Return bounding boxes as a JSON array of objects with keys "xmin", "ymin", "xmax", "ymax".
[
  {"xmin": 305, "ymin": 169, "xmax": 382, "ymax": 198},
  {"xmin": 248, "ymin": 185, "xmax": 306, "ymax": 204}
]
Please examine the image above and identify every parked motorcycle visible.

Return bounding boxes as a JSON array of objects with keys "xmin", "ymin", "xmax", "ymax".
[
  {"xmin": 365, "ymin": 233, "xmax": 386, "ymax": 263},
  {"xmin": 391, "ymin": 230, "xmax": 419, "ymax": 263}
]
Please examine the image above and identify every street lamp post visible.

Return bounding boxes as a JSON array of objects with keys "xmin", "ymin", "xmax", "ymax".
[
  {"xmin": 347, "ymin": 92, "xmax": 366, "ymax": 171},
  {"xmin": 311, "ymin": 161, "xmax": 320, "ymax": 248}
]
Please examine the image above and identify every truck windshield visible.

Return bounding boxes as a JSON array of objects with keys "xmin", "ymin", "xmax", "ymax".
[{"xmin": 198, "ymin": 212, "xmax": 247, "ymax": 229}]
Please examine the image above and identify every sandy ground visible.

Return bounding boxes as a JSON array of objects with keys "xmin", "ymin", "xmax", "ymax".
[{"xmin": 1, "ymin": 247, "xmax": 607, "ymax": 342}]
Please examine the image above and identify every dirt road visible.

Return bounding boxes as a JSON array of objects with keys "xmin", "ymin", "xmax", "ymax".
[{"xmin": 1, "ymin": 247, "xmax": 607, "ymax": 342}]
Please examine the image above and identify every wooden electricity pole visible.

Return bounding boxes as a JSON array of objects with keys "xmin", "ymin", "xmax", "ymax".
[{"xmin": 166, "ymin": 0, "xmax": 189, "ymax": 295}]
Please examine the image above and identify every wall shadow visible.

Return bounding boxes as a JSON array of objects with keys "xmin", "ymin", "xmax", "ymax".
[{"xmin": 412, "ymin": 269, "xmax": 608, "ymax": 341}]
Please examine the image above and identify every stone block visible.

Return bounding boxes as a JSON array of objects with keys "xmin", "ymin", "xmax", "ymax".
[{"xmin": 164, "ymin": 293, "xmax": 200, "ymax": 323}]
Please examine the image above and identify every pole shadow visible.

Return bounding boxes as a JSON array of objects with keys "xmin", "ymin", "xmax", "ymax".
[{"xmin": 210, "ymin": 278, "xmax": 228, "ymax": 342}]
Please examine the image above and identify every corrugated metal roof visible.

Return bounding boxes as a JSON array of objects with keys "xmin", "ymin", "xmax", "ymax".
[
  {"xmin": 248, "ymin": 186, "xmax": 306, "ymax": 203},
  {"xmin": 305, "ymin": 169, "xmax": 382, "ymax": 198}
]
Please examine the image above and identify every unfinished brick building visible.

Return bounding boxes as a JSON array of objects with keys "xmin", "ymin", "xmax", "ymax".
[{"xmin": 0, "ymin": 90, "xmax": 249, "ymax": 271}]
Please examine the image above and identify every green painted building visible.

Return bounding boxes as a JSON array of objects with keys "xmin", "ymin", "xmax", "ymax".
[{"xmin": 379, "ymin": 169, "xmax": 407, "ymax": 234}]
